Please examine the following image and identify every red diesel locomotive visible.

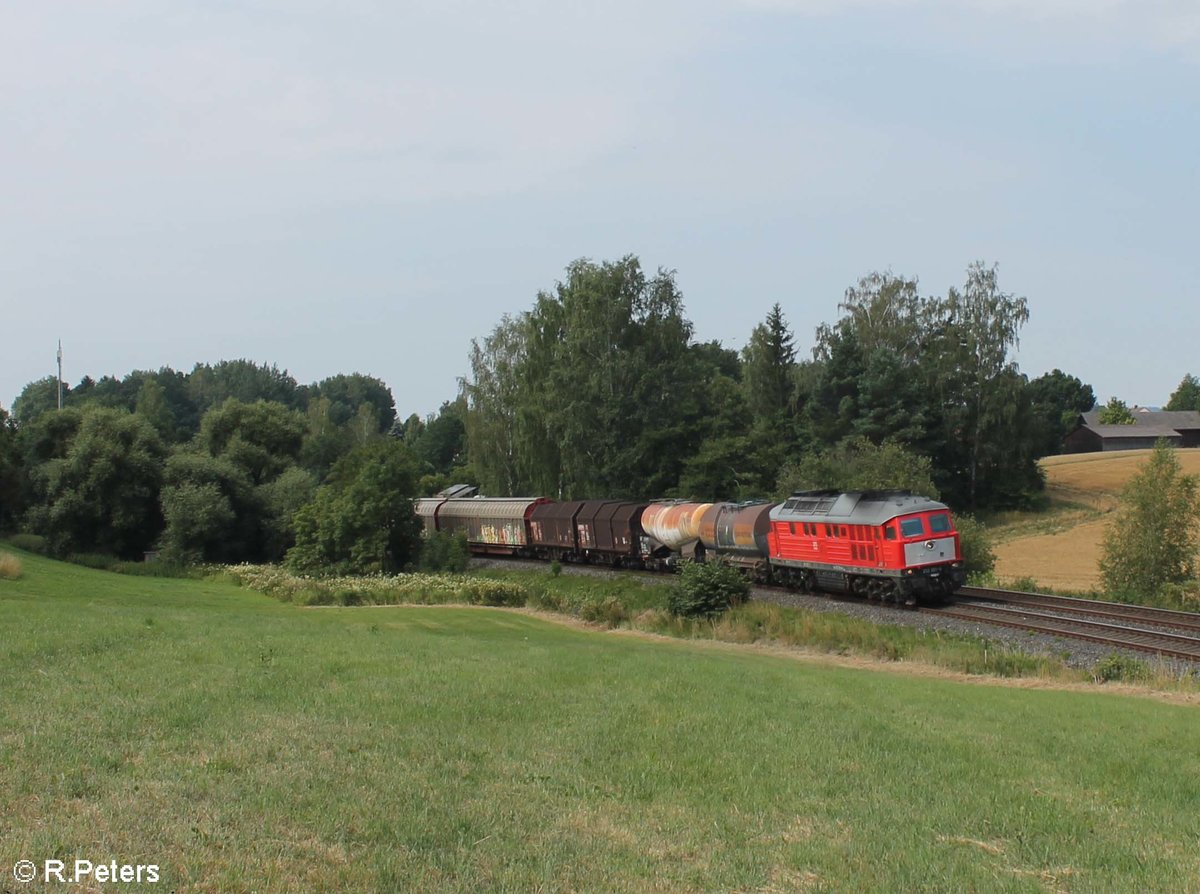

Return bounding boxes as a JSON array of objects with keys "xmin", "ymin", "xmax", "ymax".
[{"xmin": 768, "ymin": 490, "xmax": 964, "ymax": 606}]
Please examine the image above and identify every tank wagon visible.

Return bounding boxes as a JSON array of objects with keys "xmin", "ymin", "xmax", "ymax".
[
  {"xmin": 417, "ymin": 486, "xmax": 965, "ymax": 606},
  {"xmin": 696, "ymin": 502, "xmax": 774, "ymax": 580},
  {"xmin": 639, "ymin": 502, "xmax": 713, "ymax": 567}
]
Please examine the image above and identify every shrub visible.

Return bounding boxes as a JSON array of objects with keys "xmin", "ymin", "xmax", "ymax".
[
  {"xmin": 419, "ymin": 531, "xmax": 470, "ymax": 573},
  {"xmin": 110, "ymin": 560, "xmax": 195, "ymax": 579},
  {"xmin": 550, "ymin": 560, "xmax": 563, "ymax": 577},
  {"xmin": 580, "ymin": 595, "xmax": 628, "ymax": 627},
  {"xmin": 1100, "ymin": 441, "xmax": 1200, "ymax": 602},
  {"xmin": 668, "ymin": 561, "xmax": 749, "ymax": 618},
  {"xmin": 1092, "ymin": 653, "xmax": 1150, "ymax": 684},
  {"xmin": 1008, "ymin": 576, "xmax": 1040, "ymax": 593},
  {"xmin": 954, "ymin": 513, "xmax": 995, "ymax": 577},
  {"xmin": 0, "ymin": 552, "xmax": 22, "ymax": 580},
  {"xmin": 7, "ymin": 534, "xmax": 47, "ymax": 555},
  {"xmin": 67, "ymin": 553, "xmax": 119, "ymax": 571}
]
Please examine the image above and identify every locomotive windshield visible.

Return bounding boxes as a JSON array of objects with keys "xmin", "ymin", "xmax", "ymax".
[
  {"xmin": 899, "ymin": 517, "xmax": 926, "ymax": 537},
  {"xmin": 929, "ymin": 513, "xmax": 952, "ymax": 533}
]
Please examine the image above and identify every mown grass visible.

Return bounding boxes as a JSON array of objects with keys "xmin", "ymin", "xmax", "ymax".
[{"xmin": 4, "ymin": 550, "xmax": 1200, "ymax": 892}]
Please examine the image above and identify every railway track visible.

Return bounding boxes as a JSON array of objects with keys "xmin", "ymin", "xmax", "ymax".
[{"xmin": 926, "ymin": 587, "xmax": 1200, "ymax": 662}]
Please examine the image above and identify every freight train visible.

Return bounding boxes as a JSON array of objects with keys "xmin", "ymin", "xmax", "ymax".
[{"xmin": 416, "ymin": 485, "xmax": 965, "ymax": 606}]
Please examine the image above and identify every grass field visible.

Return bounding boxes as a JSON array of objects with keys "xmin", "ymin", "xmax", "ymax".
[
  {"xmin": 992, "ymin": 448, "xmax": 1200, "ymax": 591},
  {"xmin": 4, "ymin": 551, "xmax": 1200, "ymax": 892}
]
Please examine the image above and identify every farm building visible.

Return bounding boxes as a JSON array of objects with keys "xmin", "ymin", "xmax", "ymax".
[{"xmin": 1063, "ymin": 409, "xmax": 1200, "ymax": 453}]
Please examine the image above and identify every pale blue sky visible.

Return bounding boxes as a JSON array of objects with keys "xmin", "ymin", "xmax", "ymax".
[{"xmin": 3, "ymin": 1, "xmax": 1197, "ymax": 417}]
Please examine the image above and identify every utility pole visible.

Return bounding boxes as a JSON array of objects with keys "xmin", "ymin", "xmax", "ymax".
[{"xmin": 57, "ymin": 340, "xmax": 63, "ymax": 410}]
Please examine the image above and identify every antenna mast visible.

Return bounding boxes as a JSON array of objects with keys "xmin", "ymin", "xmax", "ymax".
[{"xmin": 57, "ymin": 341, "xmax": 63, "ymax": 410}]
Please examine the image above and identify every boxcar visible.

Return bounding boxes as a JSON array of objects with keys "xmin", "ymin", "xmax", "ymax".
[{"xmin": 434, "ymin": 496, "xmax": 551, "ymax": 555}]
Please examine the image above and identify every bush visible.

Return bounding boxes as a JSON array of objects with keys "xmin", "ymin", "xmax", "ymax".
[
  {"xmin": 67, "ymin": 553, "xmax": 119, "ymax": 571},
  {"xmin": 1092, "ymin": 653, "xmax": 1150, "ymax": 684},
  {"xmin": 7, "ymin": 533, "xmax": 47, "ymax": 555},
  {"xmin": 954, "ymin": 513, "xmax": 995, "ymax": 577},
  {"xmin": 0, "ymin": 552, "xmax": 22, "ymax": 580},
  {"xmin": 668, "ymin": 561, "xmax": 749, "ymax": 618},
  {"xmin": 419, "ymin": 531, "xmax": 470, "ymax": 573},
  {"xmin": 580, "ymin": 595, "xmax": 628, "ymax": 627},
  {"xmin": 1100, "ymin": 441, "xmax": 1200, "ymax": 602},
  {"xmin": 111, "ymin": 560, "xmax": 196, "ymax": 579}
]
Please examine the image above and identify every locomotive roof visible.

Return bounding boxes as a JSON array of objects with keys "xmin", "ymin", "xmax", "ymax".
[{"xmin": 769, "ymin": 490, "xmax": 949, "ymax": 526}]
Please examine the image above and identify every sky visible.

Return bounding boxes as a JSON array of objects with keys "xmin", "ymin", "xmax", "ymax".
[{"xmin": 2, "ymin": 0, "xmax": 1197, "ymax": 418}]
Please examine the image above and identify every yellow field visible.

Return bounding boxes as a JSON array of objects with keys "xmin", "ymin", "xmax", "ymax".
[{"xmin": 992, "ymin": 448, "xmax": 1200, "ymax": 591}]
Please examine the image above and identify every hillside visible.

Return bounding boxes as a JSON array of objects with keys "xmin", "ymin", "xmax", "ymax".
[
  {"xmin": 3, "ymin": 551, "xmax": 1200, "ymax": 892},
  {"xmin": 992, "ymin": 448, "xmax": 1200, "ymax": 591}
]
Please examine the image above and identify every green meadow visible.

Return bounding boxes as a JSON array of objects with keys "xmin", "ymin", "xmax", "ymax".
[{"xmin": 2, "ymin": 550, "xmax": 1199, "ymax": 893}]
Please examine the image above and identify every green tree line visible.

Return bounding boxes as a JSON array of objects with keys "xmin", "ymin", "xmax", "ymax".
[
  {"xmin": 0, "ymin": 363, "xmax": 470, "ymax": 572},
  {"xmin": 11, "ymin": 253, "xmax": 1192, "ymax": 576}
]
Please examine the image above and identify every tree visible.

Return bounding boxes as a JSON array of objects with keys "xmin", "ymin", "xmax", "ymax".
[
  {"xmin": 159, "ymin": 482, "xmax": 236, "ymax": 565},
  {"xmin": 408, "ymin": 399, "xmax": 468, "ymax": 476},
  {"xmin": 1099, "ymin": 441, "xmax": 1200, "ymax": 600},
  {"xmin": 1027, "ymin": 369, "xmax": 1095, "ymax": 457},
  {"xmin": 1166, "ymin": 374, "xmax": 1200, "ymax": 412},
  {"xmin": 462, "ymin": 314, "xmax": 542, "ymax": 495},
  {"xmin": 926, "ymin": 262, "xmax": 1036, "ymax": 509},
  {"xmin": 807, "ymin": 272, "xmax": 940, "ymax": 460},
  {"xmin": 1097, "ymin": 397, "xmax": 1136, "ymax": 425},
  {"xmin": 187, "ymin": 360, "xmax": 302, "ymax": 412},
  {"xmin": 258, "ymin": 466, "xmax": 317, "ymax": 560},
  {"xmin": 23, "ymin": 407, "xmax": 166, "ymax": 557},
  {"xmin": 287, "ymin": 440, "xmax": 423, "ymax": 575},
  {"xmin": 307, "ymin": 373, "xmax": 397, "ymax": 433},
  {"xmin": 135, "ymin": 378, "xmax": 177, "ymax": 441},
  {"xmin": 0, "ymin": 406, "xmax": 21, "ymax": 531},
  {"xmin": 775, "ymin": 437, "xmax": 939, "ymax": 500},
  {"xmin": 742, "ymin": 303, "xmax": 796, "ymax": 430},
  {"xmin": 462, "ymin": 256, "xmax": 706, "ymax": 499},
  {"xmin": 197, "ymin": 399, "xmax": 307, "ymax": 484},
  {"xmin": 164, "ymin": 399, "xmax": 311, "ymax": 563},
  {"xmin": 537, "ymin": 257, "xmax": 702, "ymax": 498},
  {"xmin": 12, "ymin": 377, "xmax": 66, "ymax": 427},
  {"xmin": 158, "ymin": 451, "xmax": 257, "ymax": 563}
]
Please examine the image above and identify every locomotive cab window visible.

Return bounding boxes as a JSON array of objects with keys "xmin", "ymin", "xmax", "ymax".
[
  {"xmin": 900, "ymin": 517, "xmax": 925, "ymax": 538},
  {"xmin": 884, "ymin": 525, "xmax": 896, "ymax": 541},
  {"xmin": 929, "ymin": 513, "xmax": 951, "ymax": 534}
]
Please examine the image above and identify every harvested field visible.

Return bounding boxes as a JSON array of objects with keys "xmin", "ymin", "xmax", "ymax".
[{"xmin": 994, "ymin": 448, "xmax": 1200, "ymax": 591}]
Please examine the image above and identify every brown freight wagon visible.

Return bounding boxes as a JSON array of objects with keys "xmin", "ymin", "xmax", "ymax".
[
  {"xmin": 529, "ymin": 501, "xmax": 587, "ymax": 558},
  {"xmin": 578, "ymin": 500, "xmax": 648, "ymax": 566}
]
